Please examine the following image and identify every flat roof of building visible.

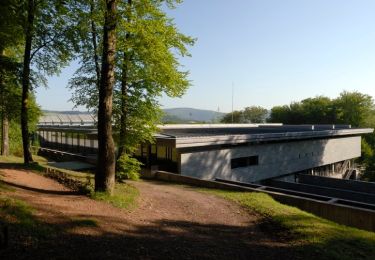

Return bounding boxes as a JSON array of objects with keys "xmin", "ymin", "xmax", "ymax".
[
  {"xmin": 37, "ymin": 120, "xmax": 373, "ymax": 149},
  {"xmin": 156, "ymin": 124, "xmax": 373, "ymax": 148},
  {"xmin": 39, "ymin": 114, "xmax": 97, "ymax": 126}
]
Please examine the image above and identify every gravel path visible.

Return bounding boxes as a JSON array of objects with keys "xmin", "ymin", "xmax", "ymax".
[{"xmin": 0, "ymin": 169, "xmax": 297, "ymax": 259}]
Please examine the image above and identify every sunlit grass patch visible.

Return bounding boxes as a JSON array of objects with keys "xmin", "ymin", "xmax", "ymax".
[
  {"xmin": 0, "ymin": 155, "xmax": 47, "ymax": 172},
  {"xmin": 0, "ymin": 155, "xmax": 47, "ymax": 164},
  {"xmin": 91, "ymin": 183, "xmax": 139, "ymax": 211},
  {"xmin": 205, "ymin": 190, "xmax": 375, "ymax": 259}
]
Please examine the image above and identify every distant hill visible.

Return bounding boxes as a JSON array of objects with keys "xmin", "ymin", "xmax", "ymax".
[
  {"xmin": 42, "ymin": 107, "xmax": 226, "ymax": 123},
  {"xmin": 162, "ymin": 108, "xmax": 225, "ymax": 123}
]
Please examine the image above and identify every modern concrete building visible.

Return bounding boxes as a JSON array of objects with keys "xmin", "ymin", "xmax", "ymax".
[
  {"xmin": 36, "ymin": 116, "xmax": 373, "ymax": 183},
  {"xmin": 139, "ymin": 124, "xmax": 373, "ymax": 183}
]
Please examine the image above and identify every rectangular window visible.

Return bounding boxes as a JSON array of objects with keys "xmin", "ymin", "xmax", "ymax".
[
  {"xmin": 231, "ymin": 156, "xmax": 259, "ymax": 169},
  {"xmin": 172, "ymin": 148, "xmax": 178, "ymax": 162},
  {"xmin": 151, "ymin": 145, "xmax": 156, "ymax": 154},
  {"xmin": 158, "ymin": 146, "xmax": 167, "ymax": 159}
]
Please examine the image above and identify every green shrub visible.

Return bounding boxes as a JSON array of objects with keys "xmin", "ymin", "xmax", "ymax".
[
  {"xmin": 9, "ymin": 120, "xmax": 23, "ymax": 156},
  {"xmin": 116, "ymin": 154, "xmax": 142, "ymax": 181}
]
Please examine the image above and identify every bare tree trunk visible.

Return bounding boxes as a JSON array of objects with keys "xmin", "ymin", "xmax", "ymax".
[
  {"xmin": 95, "ymin": 0, "xmax": 117, "ymax": 193},
  {"xmin": 117, "ymin": 0, "xmax": 131, "ymax": 159},
  {"xmin": 21, "ymin": 0, "xmax": 34, "ymax": 164}
]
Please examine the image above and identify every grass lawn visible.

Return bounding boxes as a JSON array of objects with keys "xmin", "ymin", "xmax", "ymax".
[
  {"xmin": 91, "ymin": 183, "xmax": 139, "ymax": 210},
  {"xmin": 207, "ymin": 189, "xmax": 375, "ymax": 260}
]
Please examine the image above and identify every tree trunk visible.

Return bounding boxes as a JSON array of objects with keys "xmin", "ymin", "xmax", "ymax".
[
  {"xmin": 21, "ymin": 0, "xmax": 34, "ymax": 164},
  {"xmin": 95, "ymin": 0, "xmax": 117, "ymax": 194},
  {"xmin": 90, "ymin": 0, "xmax": 101, "ymax": 88},
  {"xmin": 117, "ymin": 0, "xmax": 131, "ymax": 159},
  {"xmin": 1, "ymin": 115, "xmax": 9, "ymax": 156},
  {"xmin": 118, "ymin": 53, "xmax": 128, "ymax": 158},
  {"xmin": 0, "ymin": 54, "xmax": 9, "ymax": 156}
]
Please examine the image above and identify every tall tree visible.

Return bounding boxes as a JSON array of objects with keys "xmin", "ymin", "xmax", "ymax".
[
  {"xmin": 242, "ymin": 106, "xmax": 268, "ymax": 123},
  {"xmin": 0, "ymin": 0, "xmax": 24, "ymax": 156},
  {"xmin": 221, "ymin": 110, "xmax": 244, "ymax": 123},
  {"xmin": 70, "ymin": 0, "xmax": 194, "ymax": 182},
  {"xmin": 20, "ymin": 0, "xmax": 77, "ymax": 164},
  {"xmin": 95, "ymin": 0, "xmax": 118, "ymax": 193},
  {"xmin": 221, "ymin": 106, "xmax": 268, "ymax": 123},
  {"xmin": 21, "ymin": 0, "xmax": 36, "ymax": 164},
  {"xmin": 117, "ymin": 0, "xmax": 132, "ymax": 158},
  {"xmin": 334, "ymin": 91, "xmax": 374, "ymax": 127}
]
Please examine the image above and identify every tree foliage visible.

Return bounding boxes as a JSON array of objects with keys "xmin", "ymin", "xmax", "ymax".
[
  {"xmin": 268, "ymin": 92, "xmax": 374, "ymax": 126},
  {"xmin": 114, "ymin": 0, "xmax": 194, "ymax": 157},
  {"xmin": 334, "ymin": 91, "xmax": 374, "ymax": 127},
  {"xmin": 221, "ymin": 106, "xmax": 268, "ymax": 123},
  {"xmin": 0, "ymin": 0, "xmax": 41, "ymax": 156}
]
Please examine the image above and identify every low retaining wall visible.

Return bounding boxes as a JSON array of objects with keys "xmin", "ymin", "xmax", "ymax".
[
  {"xmin": 273, "ymin": 193, "xmax": 375, "ymax": 232},
  {"xmin": 268, "ymin": 180, "xmax": 375, "ymax": 205},
  {"xmin": 144, "ymin": 170, "xmax": 375, "ymax": 232},
  {"xmin": 298, "ymin": 174, "xmax": 375, "ymax": 195}
]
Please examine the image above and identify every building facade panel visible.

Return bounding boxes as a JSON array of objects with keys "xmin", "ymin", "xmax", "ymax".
[{"xmin": 180, "ymin": 136, "xmax": 361, "ymax": 182}]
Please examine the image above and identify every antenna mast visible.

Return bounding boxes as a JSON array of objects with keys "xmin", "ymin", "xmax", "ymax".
[{"xmin": 231, "ymin": 82, "xmax": 234, "ymax": 123}]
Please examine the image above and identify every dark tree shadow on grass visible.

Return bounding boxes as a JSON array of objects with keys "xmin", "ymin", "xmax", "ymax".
[{"xmin": 0, "ymin": 180, "xmax": 78, "ymax": 196}]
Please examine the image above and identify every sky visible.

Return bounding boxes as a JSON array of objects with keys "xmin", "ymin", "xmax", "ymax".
[{"xmin": 37, "ymin": 0, "xmax": 375, "ymax": 113}]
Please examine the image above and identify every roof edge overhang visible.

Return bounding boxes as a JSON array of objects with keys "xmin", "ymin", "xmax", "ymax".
[{"xmin": 157, "ymin": 128, "xmax": 374, "ymax": 149}]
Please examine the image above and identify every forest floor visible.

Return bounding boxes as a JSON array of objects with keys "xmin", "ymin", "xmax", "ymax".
[{"xmin": 0, "ymin": 167, "xmax": 300, "ymax": 259}]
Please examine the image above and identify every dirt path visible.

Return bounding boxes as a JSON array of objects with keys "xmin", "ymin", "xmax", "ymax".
[{"xmin": 0, "ymin": 169, "xmax": 297, "ymax": 259}]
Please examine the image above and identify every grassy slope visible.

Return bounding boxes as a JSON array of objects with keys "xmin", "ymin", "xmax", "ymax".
[{"xmin": 207, "ymin": 190, "xmax": 375, "ymax": 260}]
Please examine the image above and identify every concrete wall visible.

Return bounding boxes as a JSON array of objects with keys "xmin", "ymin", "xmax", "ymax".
[
  {"xmin": 298, "ymin": 174, "xmax": 375, "ymax": 195},
  {"xmin": 180, "ymin": 136, "xmax": 361, "ymax": 182},
  {"xmin": 269, "ymin": 180, "xmax": 375, "ymax": 205}
]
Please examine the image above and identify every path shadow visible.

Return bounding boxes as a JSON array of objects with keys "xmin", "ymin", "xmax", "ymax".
[
  {"xmin": 0, "ymin": 180, "xmax": 79, "ymax": 195},
  {"xmin": 0, "ymin": 162, "xmax": 45, "ymax": 172},
  {"xmin": 0, "ymin": 211, "xmax": 299, "ymax": 260}
]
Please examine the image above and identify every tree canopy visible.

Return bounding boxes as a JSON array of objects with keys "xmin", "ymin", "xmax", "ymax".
[
  {"xmin": 268, "ymin": 92, "xmax": 374, "ymax": 127},
  {"xmin": 221, "ymin": 106, "xmax": 268, "ymax": 123}
]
